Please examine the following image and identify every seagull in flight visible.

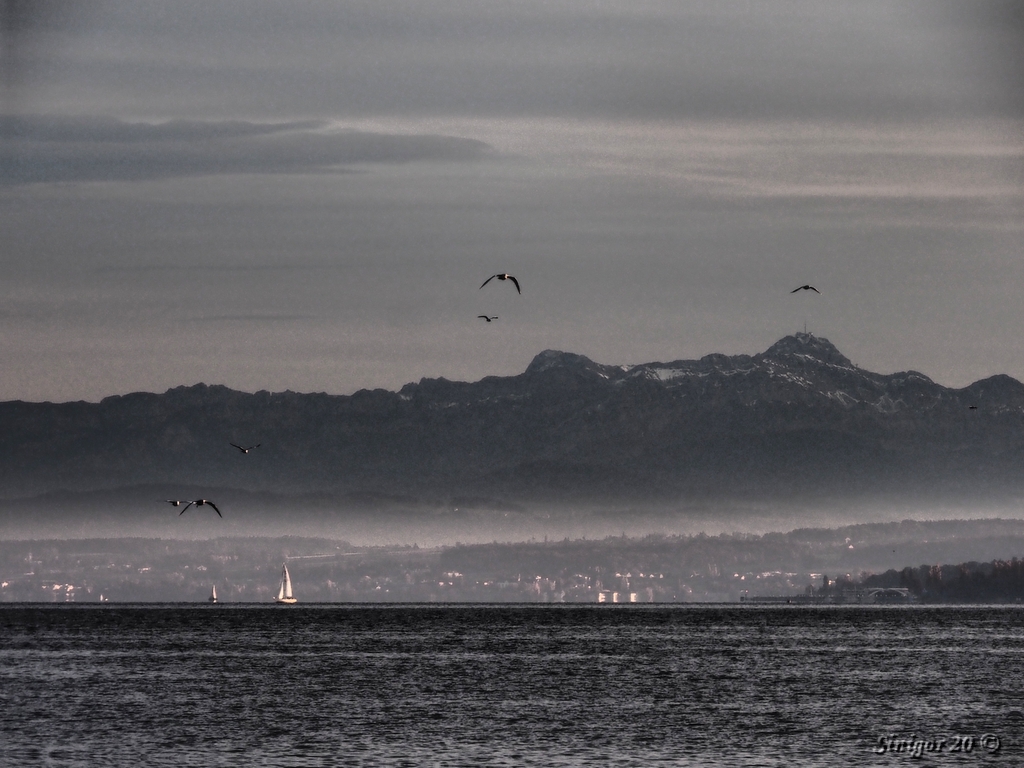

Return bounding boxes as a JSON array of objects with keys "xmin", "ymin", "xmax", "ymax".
[
  {"xmin": 163, "ymin": 499, "xmax": 188, "ymax": 507},
  {"xmin": 480, "ymin": 274, "xmax": 521, "ymax": 294},
  {"xmin": 478, "ymin": 315, "xmax": 498, "ymax": 322},
  {"xmin": 791, "ymin": 285, "xmax": 820, "ymax": 294},
  {"xmin": 179, "ymin": 499, "xmax": 222, "ymax": 518},
  {"xmin": 230, "ymin": 442, "xmax": 260, "ymax": 454}
]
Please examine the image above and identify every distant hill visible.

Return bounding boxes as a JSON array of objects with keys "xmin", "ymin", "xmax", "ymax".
[
  {"xmin": 2, "ymin": 332, "xmax": 1024, "ymax": 505},
  {"xmin": 4, "ymin": 518, "xmax": 1023, "ymax": 603}
]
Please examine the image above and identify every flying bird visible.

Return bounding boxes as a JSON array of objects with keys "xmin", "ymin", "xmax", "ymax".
[
  {"xmin": 163, "ymin": 499, "xmax": 187, "ymax": 507},
  {"xmin": 790, "ymin": 285, "xmax": 820, "ymax": 294},
  {"xmin": 478, "ymin": 315, "xmax": 498, "ymax": 322},
  {"xmin": 230, "ymin": 442, "xmax": 260, "ymax": 454},
  {"xmin": 968, "ymin": 405, "xmax": 978, "ymax": 410},
  {"xmin": 480, "ymin": 274, "xmax": 521, "ymax": 294},
  {"xmin": 179, "ymin": 499, "xmax": 222, "ymax": 518}
]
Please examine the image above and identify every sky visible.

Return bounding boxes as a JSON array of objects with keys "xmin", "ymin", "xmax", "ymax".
[{"xmin": 2, "ymin": 0, "xmax": 1023, "ymax": 404}]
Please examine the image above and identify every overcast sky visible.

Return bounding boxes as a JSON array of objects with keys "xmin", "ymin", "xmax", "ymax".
[{"xmin": 2, "ymin": 0, "xmax": 1023, "ymax": 402}]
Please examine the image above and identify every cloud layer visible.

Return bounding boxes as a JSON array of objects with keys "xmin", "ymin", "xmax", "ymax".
[
  {"xmin": 4, "ymin": 2, "xmax": 1023, "ymax": 121},
  {"xmin": 1, "ymin": 116, "xmax": 490, "ymax": 183}
]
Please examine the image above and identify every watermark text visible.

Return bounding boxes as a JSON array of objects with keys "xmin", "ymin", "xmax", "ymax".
[{"xmin": 874, "ymin": 733, "xmax": 1001, "ymax": 758}]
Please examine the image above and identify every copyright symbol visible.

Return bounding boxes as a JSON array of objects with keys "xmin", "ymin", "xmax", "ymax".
[{"xmin": 979, "ymin": 733, "xmax": 1001, "ymax": 753}]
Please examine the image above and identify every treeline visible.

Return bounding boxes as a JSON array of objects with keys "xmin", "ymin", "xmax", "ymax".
[{"xmin": 862, "ymin": 558, "xmax": 1024, "ymax": 603}]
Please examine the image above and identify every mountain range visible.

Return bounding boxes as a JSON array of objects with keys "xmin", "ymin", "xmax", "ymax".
[{"xmin": 2, "ymin": 332, "xmax": 1024, "ymax": 509}]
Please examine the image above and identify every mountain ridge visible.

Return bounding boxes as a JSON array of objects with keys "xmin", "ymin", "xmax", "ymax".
[{"xmin": 2, "ymin": 333, "xmax": 1023, "ymax": 505}]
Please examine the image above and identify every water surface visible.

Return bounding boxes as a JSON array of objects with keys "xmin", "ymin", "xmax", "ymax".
[{"xmin": 2, "ymin": 604, "xmax": 1022, "ymax": 766}]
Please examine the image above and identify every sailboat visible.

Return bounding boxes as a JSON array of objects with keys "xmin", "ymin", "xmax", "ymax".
[
  {"xmin": 208, "ymin": 585, "xmax": 218, "ymax": 603},
  {"xmin": 275, "ymin": 563, "xmax": 297, "ymax": 604}
]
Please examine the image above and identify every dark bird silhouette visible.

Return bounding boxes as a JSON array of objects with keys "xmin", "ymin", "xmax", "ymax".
[
  {"xmin": 790, "ymin": 285, "xmax": 820, "ymax": 294},
  {"xmin": 180, "ymin": 499, "xmax": 222, "ymax": 518},
  {"xmin": 968, "ymin": 405, "xmax": 978, "ymax": 410},
  {"xmin": 163, "ymin": 499, "xmax": 187, "ymax": 507},
  {"xmin": 230, "ymin": 442, "xmax": 260, "ymax": 454},
  {"xmin": 480, "ymin": 274, "xmax": 520, "ymax": 293},
  {"xmin": 477, "ymin": 315, "xmax": 498, "ymax": 322}
]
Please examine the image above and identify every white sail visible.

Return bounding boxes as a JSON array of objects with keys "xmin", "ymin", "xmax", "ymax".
[
  {"xmin": 209, "ymin": 585, "xmax": 217, "ymax": 603},
  {"xmin": 275, "ymin": 563, "xmax": 297, "ymax": 603}
]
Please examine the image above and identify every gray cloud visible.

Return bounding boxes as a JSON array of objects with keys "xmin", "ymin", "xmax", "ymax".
[
  {"xmin": 3, "ymin": 115, "xmax": 325, "ymax": 143},
  {"xmin": 7, "ymin": 1, "xmax": 1022, "ymax": 122},
  {"xmin": 183, "ymin": 313, "xmax": 314, "ymax": 323},
  {"xmin": 2, "ymin": 0, "xmax": 92, "ymax": 99},
  {"xmin": 0, "ymin": 116, "xmax": 491, "ymax": 183}
]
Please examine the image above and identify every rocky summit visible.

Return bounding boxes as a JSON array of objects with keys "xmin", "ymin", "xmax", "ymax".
[{"xmin": 2, "ymin": 333, "xmax": 1024, "ymax": 504}]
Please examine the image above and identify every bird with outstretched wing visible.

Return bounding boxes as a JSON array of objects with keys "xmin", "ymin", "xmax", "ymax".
[{"xmin": 480, "ymin": 274, "xmax": 520, "ymax": 294}]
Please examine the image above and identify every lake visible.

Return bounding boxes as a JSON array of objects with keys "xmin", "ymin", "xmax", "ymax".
[{"xmin": 1, "ymin": 604, "xmax": 1021, "ymax": 766}]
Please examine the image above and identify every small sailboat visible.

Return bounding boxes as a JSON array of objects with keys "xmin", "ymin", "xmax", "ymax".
[
  {"xmin": 208, "ymin": 585, "xmax": 218, "ymax": 603},
  {"xmin": 275, "ymin": 563, "xmax": 297, "ymax": 604}
]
